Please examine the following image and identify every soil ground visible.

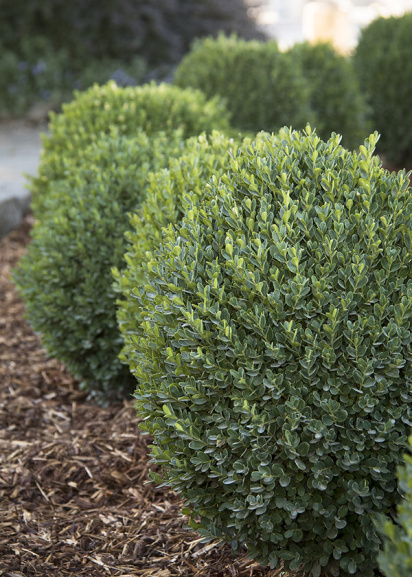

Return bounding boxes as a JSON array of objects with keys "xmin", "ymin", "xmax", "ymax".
[{"xmin": 0, "ymin": 219, "xmax": 282, "ymax": 577}]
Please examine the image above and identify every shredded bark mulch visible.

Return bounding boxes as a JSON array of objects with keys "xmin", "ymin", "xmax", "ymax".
[{"xmin": 0, "ymin": 218, "xmax": 283, "ymax": 577}]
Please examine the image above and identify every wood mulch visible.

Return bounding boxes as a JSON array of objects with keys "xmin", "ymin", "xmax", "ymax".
[{"xmin": 0, "ymin": 217, "xmax": 283, "ymax": 577}]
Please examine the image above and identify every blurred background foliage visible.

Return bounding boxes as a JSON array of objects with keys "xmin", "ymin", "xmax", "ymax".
[
  {"xmin": 0, "ymin": 0, "xmax": 411, "ymax": 164},
  {"xmin": 0, "ymin": 0, "xmax": 263, "ymax": 116},
  {"xmin": 0, "ymin": 0, "xmax": 264, "ymax": 65},
  {"xmin": 354, "ymin": 11, "xmax": 412, "ymax": 167}
]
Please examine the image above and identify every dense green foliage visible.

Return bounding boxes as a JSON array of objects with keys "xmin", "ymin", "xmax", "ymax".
[
  {"xmin": 0, "ymin": 36, "xmax": 146, "ymax": 117},
  {"xmin": 354, "ymin": 12, "xmax": 412, "ymax": 166},
  {"xmin": 114, "ymin": 130, "xmax": 243, "ymax": 372},
  {"xmin": 174, "ymin": 34, "xmax": 312, "ymax": 134},
  {"xmin": 14, "ymin": 131, "xmax": 185, "ymax": 400},
  {"xmin": 119, "ymin": 126, "xmax": 412, "ymax": 576},
  {"xmin": 288, "ymin": 42, "xmax": 369, "ymax": 150},
  {"xmin": 30, "ymin": 81, "xmax": 230, "ymax": 217},
  {"xmin": 378, "ymin": 437, "xmax": 412, "ymax": 577},
  {"xmin": 0, "ymin": 0, "xmax": 263, "ymax": 66}
]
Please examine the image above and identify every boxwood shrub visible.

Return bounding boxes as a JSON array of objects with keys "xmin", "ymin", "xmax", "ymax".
[
  {"xmin": 14, "ymin": 130, "xmax": 185, "ymax": 401},
  {"xmin": 288, "ymin": 42, "xmax": 369, "ymax": 150},
  {"xmin": 173, "ymin": 34, "xmax": 312, "ymax": 134},
  {"xmin": 30, "ymin": 81, "xmax": 230, "ymax": 217},
  {"xmin": 378, "ymin": 436, "xmax": 412, "ymax": 577},
  {"xmin": 114, "ymin": 130, "xmax": 244, "ymax": 373},
  {"xmin": 354, "ymin": 12, "xmax": 412, "ymax": 167},
  {"xmin": 119, "ymin": 126, "xmax": 412, "ymax": 575}
]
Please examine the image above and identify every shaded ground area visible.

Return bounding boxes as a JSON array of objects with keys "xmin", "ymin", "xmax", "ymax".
[{"xmin": 0, "ymin": 218, "xmax": 282, "ymax": 577}]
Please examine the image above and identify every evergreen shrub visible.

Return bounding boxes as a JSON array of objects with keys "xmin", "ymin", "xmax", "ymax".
[
  {"xmin": 378, "ymin": 436, "xmax": 412, "ymax": 577},
  {"xmin": 288, "ymin": 41, "xmax": 369, "ymax": 150},
  {"xmin": 114, "ymin": 130, "xmax": 243, "ymax": 372},
  {"xmin": 14, "ymin": 130, "xmax": 185, "ymax": 400},
  {"xmin": 173, "ymin": 34, "xmax": 312, "ymax": 134},
  {"xmin": 30, "ymin": 81, "xmax": 230, "ymax": 217},
  {"xmin": 119, "ymin": 126, "xmax": 412, "ymax": 576},
  {"xmin": 354, "ymin": 12, "xmax": 412, "ymax": 167}
]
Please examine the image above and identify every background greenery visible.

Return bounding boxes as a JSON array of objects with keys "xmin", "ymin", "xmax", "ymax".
[
  {"xmin": 174, "ymin": 34, "xmax": 370, "ymax": 149},
  {"xmin": 288, "ymin": 41, "xmax": 369, "ymax": 150},
  {"xmin": 0, "ymin": 0, "xmax": 263, "ymax": 116},
  {"xmin": 0, "ymin": 0, "xmax": 263, "ymax": 66},
  {"xmin": 2, "ymin": 1, "xmax": 410, "ymax": 167},
  {"xmin": 354, "ymin": 11, "xmax": 412, "ymax": 167},
  {"xmin": 174, "ymin": 34, "xmax": 313, "ymax": 135}
]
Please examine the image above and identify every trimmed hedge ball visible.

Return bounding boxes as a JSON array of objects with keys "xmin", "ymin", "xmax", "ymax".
[
  {"xmin": 354, "ymin": 12, "xmax": 412, "ymax": 167},
  {"xmin": 14, "ymin": 130, "xmax": 185, "ymax": 401},
  {"xmin": 30, "ymin": 81, "xmax": 230, "ymax": 217},
  {"xmin": 288, "ymin": 41, "xmax": 369, "ymax": 150},
  {"xmin": 120, "ymin": 126, "xmax": 412, "ymax": 576},
  {"xmin": 173, "ymin": 33, "xmax": 312, "ymax": 134}
]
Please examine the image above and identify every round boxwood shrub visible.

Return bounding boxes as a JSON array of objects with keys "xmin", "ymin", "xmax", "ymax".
[
  {"xmin": 119, "ymin": 126, "xmax": 412, "ymax": 576},
  {"xmin": 288, "ymin": 41, "xmax": 369, "ymax": 150},
  {"xmin": 30, "ymin": 81, "xmax": 230, "ymax": 217},
  {"xmin": 14, "ymin": 130, "xmax": 186, "ymax": 401},
  {"xmin": 114, "ymin": 130, "xmax": 245, "ymax": 372},
  {"xmin": 378, "ymin": 436, "xmax": 412, "ymax": 577},
  {"xmin": 354, "ymin": 12, "xmax": 412, "ymax": 167},
  {"xmin": 173, "ymin": 33, "xmax": 312, "ymax": 134}
]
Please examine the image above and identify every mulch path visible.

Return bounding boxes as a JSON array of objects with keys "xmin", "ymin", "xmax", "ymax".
[{"xmin": 0, "ymin": 218, "xmax": 282, "ymax": 577}]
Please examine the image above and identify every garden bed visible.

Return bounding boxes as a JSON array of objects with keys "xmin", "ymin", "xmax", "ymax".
[{"xmin": 0, "ymin": 217, "xmax": 281, "ymax": 577}]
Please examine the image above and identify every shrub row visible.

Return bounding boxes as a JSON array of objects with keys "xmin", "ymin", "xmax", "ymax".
[
  {"xmin": 174, "ymin": 34, "xmax": 369, "ymax": 150},
  {"xmin": 14, "ymin": 80, "xmax": 412, "ymax": 574}
]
